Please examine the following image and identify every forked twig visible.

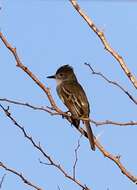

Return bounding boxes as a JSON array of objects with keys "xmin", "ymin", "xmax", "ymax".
[
  {"xmin": 0, "ymin": 31, "xmax": 137, "ymax": 185},
  {"xmin": 0, "ymin": 104, "xmax": 91, "ymax": 190},
  {"xmin": 1, "ymin": 104, "xmax": 137, "ymax": 185},
  {"xmin": 85, "ymin": 63, "xmax": 137, "ymax": 105},
  {"xmin": 1, "ymin": 97, "xmax": 137, "ymax": 127},
  {"xmin": 0, "ymin": 32, "xmax": 62, "ymax": 114}
]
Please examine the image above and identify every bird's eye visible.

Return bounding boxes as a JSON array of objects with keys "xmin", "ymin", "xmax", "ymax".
[{"xmin": 59, "ymin": 73, "xmax": 63, "ymax": 77}]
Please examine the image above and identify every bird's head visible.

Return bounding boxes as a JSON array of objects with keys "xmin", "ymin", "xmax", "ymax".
[{"xmin": 47, "ymin": 65, "xmax": 77, "ymax": 85}]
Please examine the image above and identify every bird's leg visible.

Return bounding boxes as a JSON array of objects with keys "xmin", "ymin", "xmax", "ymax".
[
  {"xmin": 62, "ymin": 111, "xmax": 79, "ymax": 128},
  {"xmin": 65, "ymin": 111, "xmax": 74, "ymax": 126},
  {"xmin": 62, "ymin": 111, "xmax": 71, "ymax": 119}
]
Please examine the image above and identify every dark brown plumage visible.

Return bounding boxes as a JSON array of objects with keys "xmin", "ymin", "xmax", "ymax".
[{"xmin": 47, "ymin": 65, "xmax": 95, "ymax": 150}]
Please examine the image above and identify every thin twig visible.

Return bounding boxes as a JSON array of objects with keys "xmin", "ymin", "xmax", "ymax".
[
  {"xmin": 1, "ymin": 104, "xmax": 136, "ymax": 185},
  {"xmin": 39, "ymin": 159, "xmax": 90, "ymax": 190},
  {"xmin": 0, "ymin": 32, "xmax": 62, "ymax": 114},
  {"xmin": 0, "ymin": 174, "xmax": 6, "ymax": 189},
  {"xmin": 57, "ymin": 185, "xmax": 61, "ymax": 190},
  {"xmin": 85, "ymin": 63, "xmax": 137, "ymax": 105},
  {"xmin": 0, "ymin": 104, "xmax": 91, "ymax": 190},
  {"xmin": 0, "ymin": 162, "xmax": 42, "ymax": 190},
  {"xmin": 1, "ymin": 97, "xmax": 137, "ymax": 127},
  {"xmin": 73, "ymin": 135, "xmax": 82, "ymax": 179},
  {"xmin": 1, "ymin": 31, "xmax": 137, "ymax": 185},
  {"xmin": 70, "ymin": 0, "xmax": 137, "ymax": 89},
  {"xmin": 91, "ymin": 119, "xmax": 137, "ymax": 127},
  {"xmin": 0, "ymin": 98, "xmax": 56, "ymax": 114},
  {"xmin": 73, "ymin": 125, "xmax": 137, "ymax": 184}
]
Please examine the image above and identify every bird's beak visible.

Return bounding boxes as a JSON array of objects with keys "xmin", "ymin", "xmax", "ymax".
[{"xmin": 47, "ymin": 75, "xmax": 56, "ymax": 79}]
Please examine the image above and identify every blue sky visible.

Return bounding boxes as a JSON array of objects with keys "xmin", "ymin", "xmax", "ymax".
[{"xmin": 0, "ymin": 1, "xmax": 137, "ymax": 190}]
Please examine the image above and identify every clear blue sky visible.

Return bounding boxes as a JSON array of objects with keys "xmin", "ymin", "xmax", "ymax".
[{"xmin": 0, "ymin": 1, "xmax": 137, "ymax": 190}]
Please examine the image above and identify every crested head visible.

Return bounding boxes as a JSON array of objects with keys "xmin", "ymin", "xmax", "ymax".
[
  {"xmin": 56, "ymin": 65, "xmax": 73, "ymax": 75},
  {"xmin": 47, "ymin": 65, "xmax": 78, "ymax": 85},
  {"xmin": 55, "ymin": 65, "xmax": 77, "ymax": 83}
]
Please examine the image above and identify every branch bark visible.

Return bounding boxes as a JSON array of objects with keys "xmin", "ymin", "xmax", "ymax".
[
  {"xmin": 85, "ymin": 63, "xmax": 137, "ymax": 105},
  {"xmin": 0, "ymin": 104, "xmax": 91, "ymax": 190},
  {"xmin": 0, "ymin": 162, "xmax": 42, "ymax": 190},
  {"xmin": 1, "ymin": 104, "xmax": 137, "ymax": 185},
  {"xmin": 70, "ymin": 0, "xmax": 137, "ymax": 89},
  {"xmin": 1, "ymin": 31, "xmax": 137, "ymax": 185},
  {"xmin": 1, "ymin": 98, "xmax": 137, "ymax": 127},
  {"xmin": 0, "ymin": 32, "xmax": 62, "ymax": 114},
  {"xmin": 73, "ymin": 136, "xmax": 81, "ymax": 180},
  {"xmin": 0, "ymin": 174, "xmax": 6, "ymax": 189},
  {"xmin": 72, "ymin": 125, "xmax": 137, "ymax": 184},
  {"xmin": 0, "ymin": 98, "xmax": 54, "ymax": 114},
  {"xmin": 91, "ymin": 119, "xmax": 137, "ymax": 127}
]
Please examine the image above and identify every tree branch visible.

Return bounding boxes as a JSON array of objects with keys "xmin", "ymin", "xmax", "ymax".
[
  {"xmin": 73, "ymin": 125, "xmax": 137, "ymax": 184},
  {"xmin": 1, "ymin": 104, "xmax": 137, "ymax": 185},
  {"xmin": 91, "ymin": 119, "xmax": 137, "ymax": 127},
  {"xmin": 85, "ymin": 63, "xmax": 137, "ymax": 105},
  {"xmin": 0, "ymin": 162, "xmax": 42, "ymax": 190},
  {"xmin": 0, "ymin": 174, "xmax": 6, "ymax": 189},
  {"xmin": 0, "ymin": 104, "xmax": 91, "ymax": 190},
  {"xmin": 1, "ymin": 31, "xmax": 137, "ymax": 185},
  {"xmin": 0, "ymin": 98, "xmax": 56, "ymax": 115},
  {"xmin": 1, "ymin": 97, "xmax": 137, "ymax": 127},
  {"xmin": 73, "ymin": 135, "xmax": 81, "ymax": 179},
  {"xmin": 70, "ymin": 0, "xmax": 137, "ymax": 89},
  {"xmin": 0, "ymin": 32, "xmax": 62, "ymax": 114}
]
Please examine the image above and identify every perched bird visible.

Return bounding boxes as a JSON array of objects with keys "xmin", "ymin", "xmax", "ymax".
[{"xmin": 47, "ymin": 65, "xmax": 95, "ymax": 150}]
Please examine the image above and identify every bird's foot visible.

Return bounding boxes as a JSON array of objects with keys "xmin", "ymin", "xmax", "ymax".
[{"xmin": 62, "ymin": 111, "xmax": 71, "ymax": 119}]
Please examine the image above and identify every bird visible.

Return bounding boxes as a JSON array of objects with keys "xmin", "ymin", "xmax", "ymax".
[{"xmin": 47, "ymin": 65, "xmax": 95, "ymax": 150}]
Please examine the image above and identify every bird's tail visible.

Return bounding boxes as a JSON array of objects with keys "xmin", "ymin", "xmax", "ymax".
[
  {"xmin": 67, "ymin": 116, "xmax": 95, "ymax": 151},
  {"xmin": 85, "ymin": 121, "xmax": 95, "ymax": 151}
]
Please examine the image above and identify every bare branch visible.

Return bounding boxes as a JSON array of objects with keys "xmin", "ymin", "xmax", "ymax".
[
  {"xmin": 57, "ymin": 185, "xmax": 61, "ymax": 190},
  {"xmin": 73, "ymin": 125, "xmax": 137, "ymax": 184},
  {"xmin": 73, "ymin": 135, "xmax": 81, "ymax": 179},
  {"xmin": 1, "ymin": 31, "xmax": 137, "ymax": 185},
  {"xmin": 0, "ymin": 174, "xmax": 6, "ymax": 189},
  {"xmin": 85, "ymin": 63, "xmax": 137, "ymax": 105},
  {"xmin": 70, "ymin": 0, "xmax": 137, "ymax": 89},
  {"xmin": 0, "ymin": 104, "xmax": 56, "ymax": 164},
  {"xmin": 91, "ymin": 119, "xmax": 137, "ymax": 127},
  {"xmin": 0, "ymin": 98, "xmax": 56, "ymax": 115},
  {"xmin": 39, "ymin": 159, "xmax": 90, "ymax": 190},
  {"xmin": 1, "ymin": 104, "xmax": 136, "ymax": 185},
  {"xmin": 95, "ymin": 139, "xmax": 137, "ymax": 184},
  {"xmin": 1, "ymin": 98, "xmax": 137, "ymax": 127},
  {"xmin": 0, "ymin": 32, "xmax": 62, "ymax": 114},
  {"xmin": 0, "ymin": 104, "xmax": 91, "ymax": 190},
  {"xmin": 0, "ymin": 162, "xmax": 42, "ymax": 190},
  {"xmin": 1, "ymin": 96, "xmax": 137, "ymax": 189}
]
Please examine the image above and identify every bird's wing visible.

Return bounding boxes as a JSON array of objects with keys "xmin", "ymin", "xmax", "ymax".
[
  {"xmin": 58, "ymin": 82, "xmax": 89, "ymax": 118},
  {"xmin": 57, "ymin": 82, "xmax": 95, "ymax": 150}
]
